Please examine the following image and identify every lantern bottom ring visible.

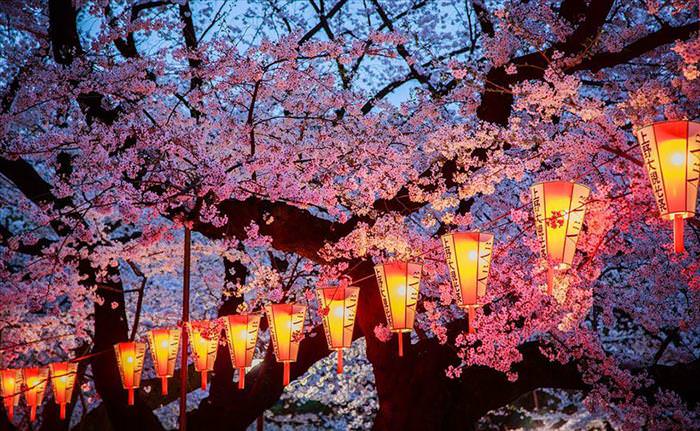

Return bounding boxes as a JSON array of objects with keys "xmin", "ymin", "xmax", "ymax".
[{"xmin": 661, "ymin": 211, "xmax": 694, "ymax": 221}]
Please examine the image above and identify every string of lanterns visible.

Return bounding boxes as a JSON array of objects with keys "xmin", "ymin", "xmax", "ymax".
[{"xmin": 0, "ymin": 120, "xmax": 697, "ymax": 423}]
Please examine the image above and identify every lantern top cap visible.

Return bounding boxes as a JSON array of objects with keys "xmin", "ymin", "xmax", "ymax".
[
  {"xmin": 634, "ymin": 119, "xmax": 699, "ymax": 132},
  {"xmin": 442, "ymin": 231, "xmax": 494, "ymax": 239},
  {"xmin": 374, "ymin": 260, "xmax": 421, "ymax": 267},
  {"xmin": 317, "ymin": 285, "xmax": 360, "ymax": 292},
  {"xmin": 267, "ymin": 302, "xmax": 306, "ymax": 311},
  {"xmin": 530, "ymin": 180, "xmax": 591, "ymax": 192}
]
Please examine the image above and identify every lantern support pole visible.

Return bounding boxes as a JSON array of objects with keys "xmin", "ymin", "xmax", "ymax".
[
  {"xmin": 59, "ymin": 403, "xmax": 66, "ymax": 420},
  {"xmin": 200, "ymin": 371, "xmax": 207, "ymax": 390},
  {"xmin": 283, "ymin": 362, "xmax": 290, "ymax": 386},
  {"xmin": 238, "ymin": 368, "xmax": 245, "ymax": 389},
  {"xmin": 161, "ymin": 376, "xmax": 168, "ymax": 395},
  {"xmin": 467, "ymin": 305, "xmax": 476, "ymax": 334},
  {"xmin": 397, "ymin": 332, "xmax": 404, "ymax": 357},
  {"xmin": 128, "ymin": 388, "xmax": 134, "ymax": 405},
  {"xmin": 673, "ymin": 214, "xmax": 684, "ymax": 253},
  {"xmin": 30, "ymin": 405, "xmax": 37, "ymax": 422},
  {"xmin": 337, "ymin": 349, "xmax": 343, "ymax": 374},
  {"xmin": 179, "ymin": 226, "xmax": 191, "ymax": 431},
  {"xmin": 546, "ymin": 266, "xmax": 554, "ymax": 295}
]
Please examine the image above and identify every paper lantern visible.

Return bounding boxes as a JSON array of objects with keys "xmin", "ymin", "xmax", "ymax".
[
  {"xmin": 0, "ymin": 369, "xmax": 22, "ymax": 422},
  {"xmin": 635, "ymin": 120, "xmax": 700, "ymax": 253},
  {"xmin": 221, "ymin": 314, "xmax": 261, "ymax": 389},
  {"xmin": 316, "ymin": 286, "xmax": 360, "ymax": 373},
  {"xmin": 265, "ymin": 303, "xmax": 307, "ymax": 386},
  {"xmin": 49, "ymin": 362, "xmax": 77, "ymax": 420},
  {"xmin": 147, "ymin": 329, "xmax": 180, "ymax": 395},
  {"xmin": 441, "ymin": 232, "xmax": 494, "ymax": 333},
  {"xmin": 531, "ymin": 181, "xmax": 590, "ymax": 294},
  {"xmin": 187, "ymin": 321, "xmax": 219, "ymax": 390},
  {"xmin": 22, "ymin": 367, "xmax": 48, "ymax": 422},
  {"xmin": 374, "ymin": 261, "xmax": 422, "ymax": 357},
  {"xmin": 114, "ymin": 342, "xmax": 146, "ymax": 405}
]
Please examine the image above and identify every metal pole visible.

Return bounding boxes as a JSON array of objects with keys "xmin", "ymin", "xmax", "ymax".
[{"xmin": 179, "ymin": 227, "xmax": 191, "ymax": 431}]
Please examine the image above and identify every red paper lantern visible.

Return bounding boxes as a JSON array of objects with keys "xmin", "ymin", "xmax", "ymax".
[
  {"xmin": 221, "ymin": 314, "xmax": 261, "ymax": 389},
  {"xmin": 441, "ymin": 232, "xmax": 494, "ymax": 333},
  {"xmin": 0, "ymin": 369, "xmax": 22, "ymax": 422},
  {"xmin": 114, "ymin": 342, "xmax": 146, "ymax": 405},
  {"xmin": 265, "ymin": 303, "xmax": 307, "ymax": 386},
  {"xmin": 147, "ymin": 328, "xmax": 180, "ymax": 395},
  {"xmin": 22, "ymin": 367, "xmax": 48, "ymax": 422},
  {"xmin": 48, "ymin": 362, "xmax": 78, "ymax": 420},
  {"xmin": 635, "ymin": 120, "xmax": 700, "ymax": 253},
  {"xmin": 374, "ymin": 261, "xmax": 422, "ymax": 357},
  {"xmin": 316, "ymin": 286, "xmax": 360, "ymax": 373},
  {"xmin": 187, "ymin": 321, "xmax": 219, "ymax": 390},
  {"xmin": 531, "ymin": 181, "xmax": 590, "ymax": 294}
]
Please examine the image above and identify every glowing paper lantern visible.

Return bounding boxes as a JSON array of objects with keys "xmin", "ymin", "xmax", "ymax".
[
  {"xmin": 0, "ymin": 369, "xmax": 22, "ymax": 422},
  {"xmin": 316, "ymin": 286, "xmax": 360, "ymax": 373},
  {"xmin": 49, "ymin": 362, "xmax": 78, "ymax": 420},
  {"xmin": 635, "ymin": 120, "xmax": 700, "ymax": 253},
  {"xmin": 114, "ymin": 342, "xmax": 146, "ymax": 405},
  {"xmin": 22, "ymin": 367, "xmax": 48, "ymax": 422},
  {"xmin": 265, "ymin": 303, "xmax": 307, "ymax": 386},
  {"xmin": 441, "ymin": 232, "xmax": 494, "ymax": 333},
  {"xmin": 147, "ymin": 329, "xmax": 180, "ymax": 395},
  {"xmin": 374, "ymin": 261, "xmax": 422, "ymax": 357},
  {"xmin": 221, "ymin": 314, "xmax": 261, "ymax": 389},
  {"xmin": 531, "ymin": 181, "xmax": 590, "ymax": 294},
  {"xmin": 187, "ymin": 321, "xmax": 219, "ymax": 390}
]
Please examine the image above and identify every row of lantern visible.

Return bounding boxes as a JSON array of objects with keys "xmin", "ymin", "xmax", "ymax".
[{"xmin": 1, "ymin": 120, "xmax": 697, "ymax": 422}]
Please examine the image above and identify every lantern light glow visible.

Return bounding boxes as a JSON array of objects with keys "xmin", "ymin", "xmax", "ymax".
[
  {"xmin": 22, "ymin": 367, "xmax": 49, "ymax": 422},
  {"xmin": 187, "ymin": 321, "xmax": 219, "ymax": 390},
  {"xmin": 374, "ymin": 261, "xmax": 422, "ymax": 357},
  {"xmin": 316, "ymin": 286, "xmax": 360, "ymax": 373},
  {"xmin": 0, "ymin": 369, "xmax": 22, "ymax": 422},
  {"xmin": 221, "ymin": 314, "xmax": 261, "ymax": 389},
  {"xmin": 531, "ymin": 181, "xmax": 590, "ymax": 294},
  {"xmin": 636, "ymin": 120, "xmax": 700, "ymax": 253},
  {"xmin": 49, "ymin": 362, "xmax": 78, "ymax": 419},
  {"xmin": 114, "ymin": 342, "xmax": 146, "ymax": 405},
  {"xmin": 441, "ymin": 232, "xmax": 494, "ymax": 333},
  {"xmin": 265, "ymin": 303, "xmax": 307, "ymax": 386},
  {"xmin": 147, "ymin": 329, "xmax": 180, "ymax": 395}
]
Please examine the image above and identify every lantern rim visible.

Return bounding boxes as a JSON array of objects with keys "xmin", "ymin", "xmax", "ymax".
[
  {"xmin": 633, "ymin": 119, "xmax": 698, "ymax": 134},
  {"xmin": 660, "ymin": 211, "xmax": 695, "ymax": 221}
]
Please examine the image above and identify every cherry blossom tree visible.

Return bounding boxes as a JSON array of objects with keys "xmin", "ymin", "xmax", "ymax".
[{"xmin": 0, "ymin": 0, "xmax": 698, "ymax": 430}]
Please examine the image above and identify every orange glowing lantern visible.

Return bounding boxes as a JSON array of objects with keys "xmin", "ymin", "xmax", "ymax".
[
  {"xmin": 374, "ymin": 261, "xmax": 422, "ymax": 357},
  {"xmin": 531, "ymin": 181, "xmax": 590, "ymax": 294},
  {"xmin": 147, "ymin": 329, "xmax": 180, "ymax": 395},
  {"xmin": 48, "ymin": 362, "xmax": 77, "ymax": 420},
  {"xmin": 0, "ymin": 369, "xmax": 22, "ymax": 422},
  {"xmin": 22, "ymin": 367, "xmax": 48, "ymax": 422},
  {"xmin": 441, "ymin": 232, "xmax": 494, "ymax": 333},
  {"xmin": 635, "ymin": 120, "xmax": 700, "ymax": 253},
  {"xmin": 316, "ymin": 285, "xmax": 360, "ymax": 373},
  {"xmin": 265, "ymin": 303, "xmax": 307, "ymax": 386},
  {"xmin": 221, "ymin": 314, "xmax": 261, "ymax": 389},
  {"xmin": 114, "ymin": 342, "xmax": 146, "ymax": 405},
  {"xmin": 187, "ymin": 321, "xmax": 219, "ymax": 390}
]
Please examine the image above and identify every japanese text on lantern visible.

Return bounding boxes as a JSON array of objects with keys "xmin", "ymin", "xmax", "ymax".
[{"xmin": 637, "ymin": 128, "xmax": 668, "ymax": 214}]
